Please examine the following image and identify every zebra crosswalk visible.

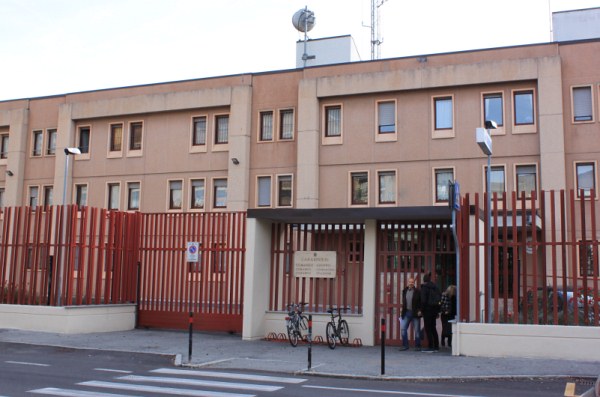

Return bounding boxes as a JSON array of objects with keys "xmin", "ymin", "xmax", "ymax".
[{"xmin": 29, "ymin": 368, "xmax": 307, "ymax": 397}]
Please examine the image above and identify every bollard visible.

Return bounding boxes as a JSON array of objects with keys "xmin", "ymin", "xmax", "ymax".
[
  {"xmin": 307, "ymin": 314, "xmax": 312, "ymax": 370},
  {"xmin": 188, "ymin": 311, "xmax": 193, "ymax": 362},
  {"xmin": 381, "ymin": 318, "xmax": 386, "ymax": 375}
]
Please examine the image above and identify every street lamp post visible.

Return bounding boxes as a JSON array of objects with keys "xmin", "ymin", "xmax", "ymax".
[
  {"xmin": 476, "ymin": 120, "xmax": 497, "ymax": 323},
  {"xmin": 57, "ymin": 147, "xmax": 81, "ymax": 306}
]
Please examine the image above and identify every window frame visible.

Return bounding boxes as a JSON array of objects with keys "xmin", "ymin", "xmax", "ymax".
[
  {"xmin": 514, "ymin": 163, "xmax": 538, "ymax": 199},
  {"xmin": 31, "ymin": 130, "xmax": 43, "ymax": 157},
  {"xmin": 349, "ymin": 171, "xmax": 369, "ymax": 207},
  {"xmin": 512, "ymin": 88, "xmax": 537, "ymax": 134},
  {"xmin": 212, "ymin": 178, "xmax": 228, "ymax": 209},
  {"xmin": 258, "ymin": 110, "xmax": 274, "ymax": 142},
  {"xmin": 46, "ymin": 128, "xmax": 57, "ymax": 156},
  {"xmin": 375, "ymin": 100, "xmax": 397, "ymax": 142},
  {"xmin": 571, "ymin": 85, "xmax": 595, "ymax": 124},
  {"xmin": 279, "ymin": 108, "xmax": 295, "ymax": 141},
  {"xmin": 481, "ymin": 92, "xmax": 505, "ymax": 135},
  {"xmin": 189, "ymin": 178, "xmax": 206, "ymax": 211},
  {"xmin": 376, "ymin": 169, "xmax": 397, "ymax": 206},
  {"xmin": 484, "ymin": 164, "xmax": 507, "ymax": 196},
  {"xmin": 107, "ymin": 182, "xmax": 121, "ymax": 211},
  {"xmin": 167, "ymin": 179, "xmax": 183, "ymax": 211},
  {"xmin": 276, "ymin": 174, "xmax": 293, "ymax": 208},
  {"xmin": 213, "ymin": 114, "xmax": 229, "ymax": 151},
  {"xmin": 74, "ymin": 183, "xmax": 88, "ymax": 208},
  {"xmin": 127, "ymin": 181, "xmax": 141, "ymax": 211},
  {"xmin": 107, "ymin": 122, "xmax": 124, "ymax": 157},
  {"xmin": 42, "ymin": 185, "xmax": 53, "ymax": 210},
  {"xmin": 0, "ymin": 133, "xmax": 9, "ymax": 163},
  {"xmin": 432, "ymin": 95, "xmax": 455, "ymax": 139},
  {"xmin": 574, "ymin": 161, "xmax": 597, "ymax": 199},
  {"xmin": 256, "ymin": 175, "xmax": 272, "ymax": 208},
  {"xmin": 127, "ymin": 121, "xmax": 143, "ymax": 156},
  {"xmin": 76, "ymin": 125, "xmax": 91, "ymax": 160},
  {"xmin": 28, "ymin": 185, "xmax": 40, "ymax": 209},
  {"xmin": 190, "ymin": 115, "xmax": 208, "ymax": 153},
  {"xmin": 433, "ymin": 167, "xmax": 455, "ymax": 205},
  {"xmin": 322, "ymin": 103, "xmax": 343, "ymax": 145}
]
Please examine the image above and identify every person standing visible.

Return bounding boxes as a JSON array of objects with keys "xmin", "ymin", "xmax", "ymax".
[
  {"xmin": 399, "ymin": 277, "xmax": 422, "ymax": 351},
  {"xmin": 440, "ymin": 284, "xmax": 457, "ymax": 348},
  {"xmin": 420, "ymin": 272, "xmax": 441, "ymax": 352}
]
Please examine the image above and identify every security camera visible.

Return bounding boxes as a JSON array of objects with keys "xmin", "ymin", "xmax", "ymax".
[{"xmin": 64, "ymin": 147, "xmax": 82, "ymax": 155}]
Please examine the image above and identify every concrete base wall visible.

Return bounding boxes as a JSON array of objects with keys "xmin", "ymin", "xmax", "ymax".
[
  {"xmin": 454, "ymin": 322, "xmax": 600, "ymax": 362},
  {"xmin": 0, "ymin": 304, "xmax": 136, "ymax": 334}
]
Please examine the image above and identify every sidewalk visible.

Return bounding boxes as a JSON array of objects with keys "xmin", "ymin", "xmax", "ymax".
[{"xmin": 1, "ymin": 328, "xmax": 599, "ymax": 380}]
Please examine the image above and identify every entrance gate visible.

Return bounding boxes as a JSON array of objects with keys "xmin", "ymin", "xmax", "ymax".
[{"xmin": 376, "ymin": 221, "xmax": 454, "ymax": 345}]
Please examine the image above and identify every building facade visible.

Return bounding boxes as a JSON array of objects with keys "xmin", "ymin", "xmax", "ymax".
[{"xmin": 1, "ymin": 36, "xmax": 599, "ymax": 345}]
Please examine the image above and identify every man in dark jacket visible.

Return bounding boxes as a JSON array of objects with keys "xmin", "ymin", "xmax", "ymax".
[
  {"xmin": 420, "ymin": 272, "xmax": 441, "ymax": 352},
  {"xmin": 399, "ymin": 277, "xmax": 422, "ymax": 351}
]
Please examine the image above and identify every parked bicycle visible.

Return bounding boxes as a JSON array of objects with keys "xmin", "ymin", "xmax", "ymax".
[
  {"xmin": 325, "ymin": 306, "xmax": 350, "ymax": 349},
  {"xmin": 285, "ymin": 302, "xmax": 309, "ymax": 347}
]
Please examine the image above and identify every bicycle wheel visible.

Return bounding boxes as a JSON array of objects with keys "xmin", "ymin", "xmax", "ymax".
[
  {"xmin": 339, "ymin": 319, "xmax": 350, "ymax": 345},
  {"xmin": 326, "ymin": 322, "xmax": 336, "ymax": 349},
  {"xmin": 298, "ymin": 315, "xmax": 309, "ymax": 340},
  {"xmin": 287, "ymin": 321, "xmax": 299, "ymax": 347}
]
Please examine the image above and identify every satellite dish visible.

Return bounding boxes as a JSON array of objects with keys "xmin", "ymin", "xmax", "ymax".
[{"xmin": 292, "ymin": 8, "xmax": 315, "ymax": 33}]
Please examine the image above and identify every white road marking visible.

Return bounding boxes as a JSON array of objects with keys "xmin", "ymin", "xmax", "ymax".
[
  {"xmin": 29, "ymin": 387, "xmax": 133, "ymax": 397},
  {"xmin": 151, "ymin": 368, "xmax": 307, "ymax": 384},
  {"xmin": 117, "ymin": 374, "xmax": 282, "ymax": 392},
  {"xmin": 5, "ymin": 360, "xmax": 49, "ymax": 367},
  {"xmin": 93, "ymin": 368, "xmax": 132, "ymax": 374},
  {"xmin": 303, "ymin": 385, "xmax": 489, "ymax": 397},
  {"xmin": 79, "ymin": 381, "xmax": 254, "ymax": 397}
]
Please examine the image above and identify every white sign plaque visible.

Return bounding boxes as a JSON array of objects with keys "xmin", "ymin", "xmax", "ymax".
[
  {"xmin": 186, "ymin": 242, "xmax": 200, "ymax": 263},
  {"xmin": 293, "ymin": 251, "xmax": 337, "ymax": 278}
]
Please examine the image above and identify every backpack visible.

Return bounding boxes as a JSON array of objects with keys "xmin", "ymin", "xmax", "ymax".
[{"xmin": 427, "ymin": 284, "xmax": 442, "ymax": 308}]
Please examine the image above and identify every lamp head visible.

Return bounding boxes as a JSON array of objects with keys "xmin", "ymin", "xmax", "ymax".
[
  {"xmin": 484, "ymin": 120, "xmax": 498, "ymax": 130},
  {"xmin": 64, "ymin": 147, "xmax": 81, "ymax": 155}
]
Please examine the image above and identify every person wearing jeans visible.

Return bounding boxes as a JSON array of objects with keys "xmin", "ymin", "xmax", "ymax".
[{"xmin": 399, "ymin": 277, "xmax": 422, "ymax": 351}]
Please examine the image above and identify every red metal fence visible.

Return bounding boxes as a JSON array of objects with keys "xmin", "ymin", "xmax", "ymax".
[
  {"xmin": 0, "ymin": 205, "xmax": 141, "ymax": 306},
  {"xmin": 459, "ymin": 189, "xmax": 599, "ymax": 326},
  {"xmin": 137, "ymin": 211, "xmax": 246, "ymax": 332}
]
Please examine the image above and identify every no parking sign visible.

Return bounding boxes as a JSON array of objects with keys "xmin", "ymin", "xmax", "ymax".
[{"xmin": 186, "ymin": 242, "xmax": 199, "ymax": 262}]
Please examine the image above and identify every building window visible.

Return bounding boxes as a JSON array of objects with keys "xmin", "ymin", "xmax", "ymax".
[
  {"xmin": 0, "ymin": 188, "xmax": 4, "ymax": 209},
  {"xmin": 277, "ymin": 175, "xmax": 292, "ymax": 207},
  {"xmin": 127, "ymin": 182, "xmax": 140, "ymax": 210},
  {"xmin": 192, "ymin": 116, "xmax": 207, "ymax": 146},
  {"xmin": 169, "ymin": 180, "xmax": 182, "ymax": 210},
  {"xmin": 32, "ymin": 130, "xmax": 43, "ymax": 156},
  {"xmin": 43, "ymin": 186, "xmax": 53, "ymax": 208},
  {"xmin": 29, "ymin": 186, "xmax": 39, "ymax": 209},
  {"xmin": 129, "ymin": 122, "xmax": 143, "ymax": 151},
  {"xmin": 259, "ymin": 111, "xmax": 273, "ymax": 141},
  {"xmin": 378, "ymin": 101, "xmax": 396, "ymax": 134},
  {"xmin": 485, "ymin": 165, "xmax": 506, "ymax": 194},
  {"xmin": 325, "ymin": 105, "xmax": 342, "ymax": 137},
  {"xmin": 257, "ymin": 176, "xmax": 271, "ymax": 207},
  {"xmin": 109, "ymin": 123, "xmax": 123, "ymax": 152},
  {"xmin": 513, "ymin": 90, "xmax": 535, "ymax": 125},
  {"xmin": 516, "ymin": 164, "xmax": 537, "ymax": 198},
  {"xmin": 78, "ymin": 126, "xmax": 90, "ymax": 154},
  {"xmin": 435, "ymin": 168, "xmax": 454, "ymax": 203},
  {"xmin": 279, "ymin": 109, "xmax": 294, "ymax": 140},
  {"xmin": 213, "ymin": 179, "xmax": 227, "ymax": 208},
  {"xmin": 215, "ymin": 115, "xmax": 229, "ymax": 144},
  {"xmin": 0, "ymin": 134, "xmax": 8, "ymax": 159},
  {"xmin": 483, "ymin": 93, "xmax": 504, "ymax": 127},
  {"xmin": 46, "ymin": 129, "xmax": 57, "ymax": 155},
  {"xmin": 378, "ymin": 170, "xmax": 396, "ymax": 205},
  {"xmin": 190, "ymin": 179, "xmax": 205, "ymax": 209},
  {"xmin": 75, "ymin": 184, "xmax": 87, "ymax": 208},
  {"xmin": 572, "ymin": 86, "xmax": 594, "ymax": 122},
  {"xmin": 434, "ymin": 96, "xmax": 453, "ymax": 130},
  {"xmin": 350, "ymin": 172, "xmax": 368, "ymax": 206},
  {"xmin": 108, "ymin": 183, "xmax": 120, "ymax": 210},
  {"xmin": 576, "ymin": 162, "xmax": 596, "ymax": 198},
  {"xmin": 579, "ymin": 241, "xmax": 595, "ymax": 277}
]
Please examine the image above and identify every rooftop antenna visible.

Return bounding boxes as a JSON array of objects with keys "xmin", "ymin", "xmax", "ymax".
[
  {"xmin": 370, "ymin": 0, "xmax": 388, "ymax": 60},
  {"xmin": 292, "ymin": 6, "xmax": 316, "ymax": 68}
]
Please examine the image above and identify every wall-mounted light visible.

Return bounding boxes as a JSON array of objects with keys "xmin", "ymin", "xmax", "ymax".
[
  {"xmin": 5, "ymin": 170, "xmax": 13, "ymax": 176},
  {"xmin": 231, "ymin": 158, "xmax": 240, "ymax": 165}
]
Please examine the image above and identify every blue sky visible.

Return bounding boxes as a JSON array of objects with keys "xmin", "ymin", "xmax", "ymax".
[{"xmin": 1, "ymin": 0, "xmax": 599, "ymax": 101}]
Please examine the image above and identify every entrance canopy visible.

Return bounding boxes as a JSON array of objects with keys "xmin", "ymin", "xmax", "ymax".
[{"xmin": 247, "ymin": 206, "xmax": 452, "ymax": 224}]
